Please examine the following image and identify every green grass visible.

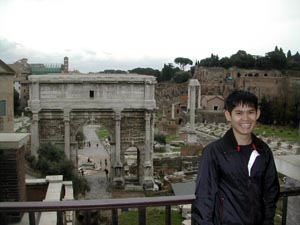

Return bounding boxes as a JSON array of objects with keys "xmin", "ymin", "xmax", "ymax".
[
  {"xmin": 97, "ymin": 127, "xmax": 110, "ymax": 141},
  {"xmin": 119, "ymin": 208, "xmax": 183, "ymax": 225},
  {"xmin": 254, "ymin": 124, "xmax": 298, "ymax": 142},
  {"xmin": 166, "ymin": 135, "xmax": 179, "ymax": 142},
  {"xmin": 171, "ymin": 147, "xmax": 181, "ymax": 152}
]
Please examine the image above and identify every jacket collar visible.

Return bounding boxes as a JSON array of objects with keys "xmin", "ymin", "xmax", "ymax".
[{"xmin": 222, "ymin": 128, "xmax": 264, "ymax": 153}]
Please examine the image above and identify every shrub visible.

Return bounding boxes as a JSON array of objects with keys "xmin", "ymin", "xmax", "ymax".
[
  {"xmin": 154, "ymin": 132, "xmax": 166, "ymax": 145},
  {"xmin": 35, "ymin": 143, "xmax": 89, "ymax": 197}
]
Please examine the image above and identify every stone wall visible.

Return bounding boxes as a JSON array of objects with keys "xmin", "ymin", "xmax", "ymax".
[
  {"xmin": 155, "ymin": 82, "xmax": 188, "ymax": 115},
  {"xmin": 195, "ymin": 110, "xmax": 225, "ymax": 124},
  {"xmin": 153, "ymin": 156, "xmax": 199, "ymax": 176},
  {"xmin": 193, "ymin": 66, "xmax": 287, "ymax": 100},
  {"xmin": 0, "ymin": 133, "xmax": 30, "ymax": 222},
  {"xmin": 180, "ymin": 144, "xmax": 203, "ymax": 156},
  {"xmin": 235, "ymin": 76, "xmax": 285, "ymax": 99}
]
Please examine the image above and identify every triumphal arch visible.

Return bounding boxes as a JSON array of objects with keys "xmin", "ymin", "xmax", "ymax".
[{"xmin": 27, "ymin": 74, "xmax": 156, "ymax": 188}]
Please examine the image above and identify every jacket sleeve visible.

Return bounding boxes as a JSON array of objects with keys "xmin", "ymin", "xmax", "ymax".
[
  {"xmin": 262, "ymin": 147, "xmax": 280, "ymax": 225},
  {"xmin": 192, "ymin": 146, "xmax": 219, "ymax": 225}
]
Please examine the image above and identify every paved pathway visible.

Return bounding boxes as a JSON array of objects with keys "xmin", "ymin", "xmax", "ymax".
[{"xmin": 78, "ymin": 124, "xmax": 111, "ymax": 199}]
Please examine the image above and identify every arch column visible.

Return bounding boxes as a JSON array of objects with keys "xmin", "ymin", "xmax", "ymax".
[
  {"xmin": 142, "ymin": 111, "xmax": 154, "ymax": 188},
  {"xmin": 30, "ymin": 111, "xmax": 40, "ymax": 157},
  {"xmin": 112, "ymin": 109, "xmax": 124, "ymax": 188},
  {"xmin": 64, "ymin": 108, "xmax": 71, "ymax": 159},
  {"xmin": 114, "ymin": 110, "xmax": 122, "ymax": 165},
  {"xmin": 144, "ymin": 112, "xmax": 151, "ymax": 163}
]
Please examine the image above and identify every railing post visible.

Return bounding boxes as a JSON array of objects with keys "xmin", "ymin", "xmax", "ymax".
[
  {"xmin": 191, "ymin": 202, "xmax": 197, "ymax": 225},
  {"xmin": 165, "ymin": 205, "xmax": 171, "ymax": 225},
  {"xmin": 57, "ymin": 211, "xmax": 63, "ymax": 225},
  {"xmin": 112, "ymin": 209, "xmax": 118, "ymax": 225},
  {"xmin": 84, "ymin": 210, "xmax": 91, "ymax": 225},
  {"xmin": 29, "ymin": 212, "xmax": 36, "ymax": 225},
  {"xmin": 138, "ymin": 207, "xmax": 146, "ymax": 225},
  {"xmin": 0, "ymin": 212, "xmax": 8, "ymax": 225},
  {"xmin": 281, "ymin": 194, "xmax": 288, "ymax": 225}
]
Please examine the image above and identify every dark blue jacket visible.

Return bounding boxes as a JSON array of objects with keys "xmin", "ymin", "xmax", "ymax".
[{"xmin": 192, "ymin": 129, "xmax": 279, "ymax": 225}]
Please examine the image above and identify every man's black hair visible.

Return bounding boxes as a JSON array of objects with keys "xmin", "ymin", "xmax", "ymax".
[{"xmin": 225, "ymin": 89, "xmax": 258, "ymax": 113}]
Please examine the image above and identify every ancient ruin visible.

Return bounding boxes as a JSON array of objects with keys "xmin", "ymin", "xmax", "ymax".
[{"xmin": 27, "ymin": 74, "xmax": 157, "ymax": 188}]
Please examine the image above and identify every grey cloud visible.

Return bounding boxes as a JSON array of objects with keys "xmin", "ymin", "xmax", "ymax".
[{"xmin": 0, "ymin": 38, "xmax": 170, "ymax": 73}]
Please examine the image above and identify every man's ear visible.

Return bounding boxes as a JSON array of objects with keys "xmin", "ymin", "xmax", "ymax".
[
  {"xmin": 225, "ymin": 110, "xmax": 231, "ymax": 122},
  {"xmin": 256, "ymin": 108, "xmax": 261, "ymax": 120}
]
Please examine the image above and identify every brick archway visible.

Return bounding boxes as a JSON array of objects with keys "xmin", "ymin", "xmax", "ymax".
[{"xmin": 28, "ymin": 74, "xmax": 156, "ymax": 188}]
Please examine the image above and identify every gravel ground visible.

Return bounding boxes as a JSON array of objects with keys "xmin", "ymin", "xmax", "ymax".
[{"xmin": 78, "ymin": 124, "xmax": 111, "ymax": 199}]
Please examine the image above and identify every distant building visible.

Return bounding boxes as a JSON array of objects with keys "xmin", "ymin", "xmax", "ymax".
[
  {"xmin": 0, "ymin": 59, "xmax": 15, "ymax": 133},
  {"xmin": 201, "ymin": 95, "xmax": 224, "ymax": 111},
  {"xmin": 9, "ymin": 57, "xmax": 69, "ymax": 110},
  {"xmin": 194, "ymin": 66, "xmax": 285, "ymax": 99},
  {"xmin": 9, "ymin": 58, "xmax": 31, "ymax": 110}
]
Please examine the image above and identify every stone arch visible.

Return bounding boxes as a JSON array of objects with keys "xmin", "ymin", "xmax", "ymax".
[{"xmin": 28, "ymin": 74, "xmax": 157, "ymax": 189}]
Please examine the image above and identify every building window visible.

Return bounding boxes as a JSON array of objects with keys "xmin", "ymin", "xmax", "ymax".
[
  {"xmin": 90, "ymin": 90, "xmax": 94, "ymax": 98},
  {"xmin": 213, "ymin": 105, "xmax": 218, "ymax": 111},
  {"xmin": 0, "ymin": 100, "xmax": 6, "ymax": 116}
]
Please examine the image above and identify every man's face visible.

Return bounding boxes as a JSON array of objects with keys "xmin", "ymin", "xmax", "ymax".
[{"xmin": 225, "ymin": 104, "xmax": 260, "ymax": 141}]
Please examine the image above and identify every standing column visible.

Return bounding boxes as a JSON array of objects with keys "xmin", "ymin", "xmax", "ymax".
[
  {"xmin": 171, "ymin": 104, "xmax": 175, "ymax": 120},
  {"xmin": 197, "ymin": 84, "xmax": 202, "ymax": 109},
  {"xmin": 31, "ymin": 111, "xmax": 40, "ymax": 157},
  {"xmin": 64, "ymin": 109, "xmax": 71, "ymax": 159},
  {"xmin": 188, "ymin": 79, "xmax": 200, "ymax": 131},
  {"xmin": 190, "ymin": 85, "xmax": 196, "ymax": 130}
]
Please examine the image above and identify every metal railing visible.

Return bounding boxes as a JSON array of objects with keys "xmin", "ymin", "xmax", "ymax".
[{"xmin": 0, "ymin": 187, "xmax": 300, "ymax": 225}]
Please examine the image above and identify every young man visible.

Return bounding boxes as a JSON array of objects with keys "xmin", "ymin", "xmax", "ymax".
[{"xmin": 192, "ymin": 90, "xmax": 280, "ymax": 225}]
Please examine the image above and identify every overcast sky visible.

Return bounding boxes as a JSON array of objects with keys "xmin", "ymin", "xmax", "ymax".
[{"xmin": 0, "ymin": 0, "xmax": 300, "ymax": 73}]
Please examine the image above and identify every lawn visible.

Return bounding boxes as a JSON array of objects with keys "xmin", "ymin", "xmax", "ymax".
[
  {"xmin": 97, "ymin": 126, "xmax": 110, "ymax": 141},
  {"xmin": 254, "ymin": 124, "xmax": 299, "ymax": 143}
]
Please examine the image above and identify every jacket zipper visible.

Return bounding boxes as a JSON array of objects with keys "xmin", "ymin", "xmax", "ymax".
[{"xmin": 249, "ymin": 177, "xmax": 254, "ymax": 225}]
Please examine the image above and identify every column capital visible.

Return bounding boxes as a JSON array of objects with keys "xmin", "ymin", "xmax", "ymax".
[
  {"xmin": 114, "ymin": 108, "xmax": 123, "ymax": 121},
  {"xmin": 145, "ymin": 111, "xmax": 151, "ymax": 121},
  {"xmin": 63, "ymin": 107, "xmax": 72, "ymax": 114},
  {"xmin": 63, "ymin": 108, "xmax": 71, "ymax": 122}
]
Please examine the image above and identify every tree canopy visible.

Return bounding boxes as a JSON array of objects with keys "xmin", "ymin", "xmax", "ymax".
[
  {"xmin": 129, "ymin": 67, "xmax": 160, "ymax": 77},
  {"xmin": 156, "ymin": 63, "xmax": 180, "ymax": 82},
  {"xmin": 174, "ymin": 57, "xmax": 193, "ymax": 70},
  {"xmin": 173, "ymin": 71, "xmax": 191, "ymax": 83},
  {"xmin": 196, "ymin": 47, "xmax": 300, "ymax": 71}
]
